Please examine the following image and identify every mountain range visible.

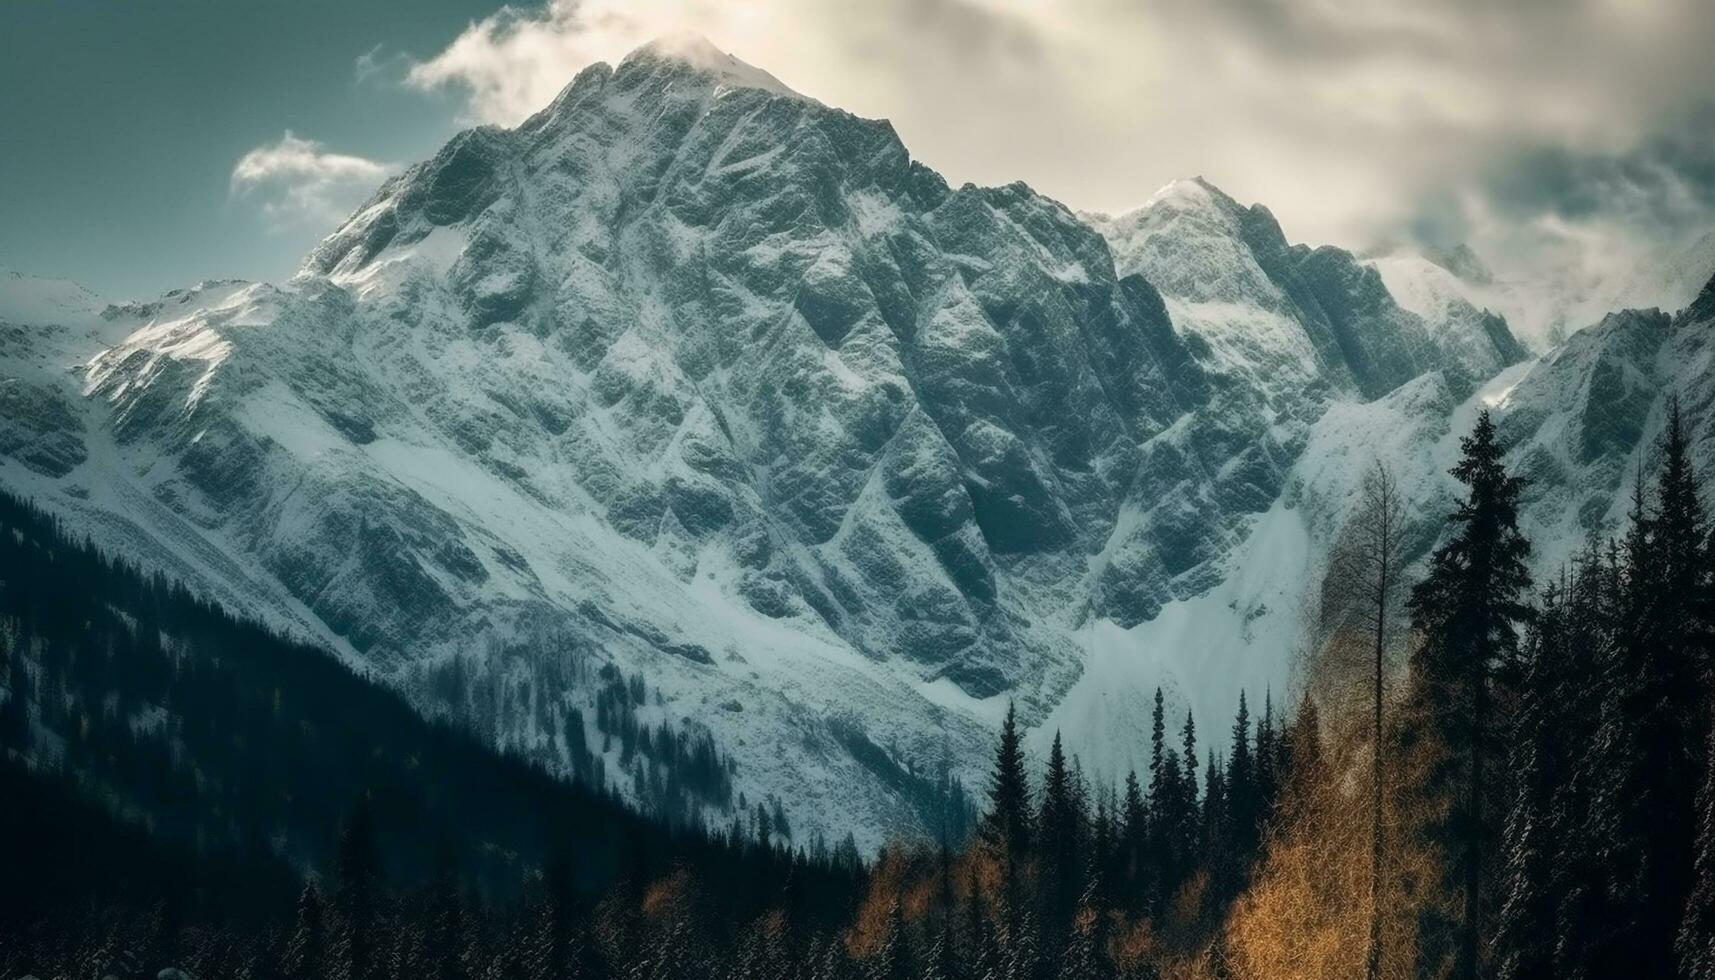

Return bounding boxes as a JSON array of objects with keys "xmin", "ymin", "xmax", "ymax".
[{"xmin": 1, "ymin": 35, "xmax": 1710, "ymax": 848}]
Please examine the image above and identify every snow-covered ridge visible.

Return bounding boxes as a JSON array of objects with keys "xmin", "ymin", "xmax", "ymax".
[
  {"xmin": 0, "ymin": 266, "xmax": 105, "ymax": 326},
  {"xmin": 1, "ymin": 38, "xmax": 1709, "ymax": 847}
]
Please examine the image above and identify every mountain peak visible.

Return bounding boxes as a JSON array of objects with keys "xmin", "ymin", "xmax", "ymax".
[
  {"xmin": 1142, "ymin": 176, "xmax": 1233, "ymax": 211},
  {"xmin": 619, "ymin": 33, "xmax": 807, "ymax": 102}
]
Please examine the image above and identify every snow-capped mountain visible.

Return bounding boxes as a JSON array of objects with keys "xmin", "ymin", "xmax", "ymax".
[{"xmin": 1, "ymin": 36, "xmax": 1708, "ymax": 847}]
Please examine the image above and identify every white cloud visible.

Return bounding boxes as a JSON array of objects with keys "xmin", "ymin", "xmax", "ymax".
[
  {"xmin": 230, "ymin": 132, "xmax": 395, "ymax": 231},
  {"xmin": 399, "ymin": 0, "xmax": 1715, "ymax": 335},
  {"xmin": 403, "ymin": 0, "xmax": 1713, "ymax": 246}
]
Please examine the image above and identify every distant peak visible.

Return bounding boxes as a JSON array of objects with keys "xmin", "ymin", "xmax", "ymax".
[
  {"xmin": 620, "ymin": 32, "xmax": 808, "ymax": 102},
  {"xmin": 1143, "ymin": 176, "xmax": 1235, "ymax": 208}
]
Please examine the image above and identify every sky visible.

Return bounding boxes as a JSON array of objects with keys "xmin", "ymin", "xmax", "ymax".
[{"xmin": 3, "ymin": 0, "xmax": 1712, "ymax": 304}]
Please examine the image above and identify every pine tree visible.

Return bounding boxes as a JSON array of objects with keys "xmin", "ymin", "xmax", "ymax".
[
  {"xmin": 1149, "ymin": 689, "xmax": 1166, "ymax": 798},
  {"xmin": 1120, "ymin": 770, "xmax": 1148, "ymax": 912},
  {"xmin": 1145, "ymin": 687, "xmax": 1171, "ymax": 912},
  {"xmin": 1679, "ymin": 720, "xmax": 1715, "ymax": 980},
  {"xmin": 281, "ymin": 883, "xmax": 326, "ymax": 980},
  {"xmin": 871, "ymin": 899, "xmax": 914, "ymax": 980},
  {"xmin": 1037, "ymin": 732, "xmax": 1082, "ymax": 936},
  {"xmin": 1586, "ymin": 405, "xmax": 1712, "ymax": 976},
  {"xmin": 982, "ymin": 702, "xmax": 1033, "ymax": 863},
  {"xmin": 963, "ymin": 867, "xmax": 998, "ymax": 980},
  {"xmin": 1491, "ymin": 581, "xmax": 1566, "ymax": 980},
  {"xmin": 1226, "ymin": 692, "xmax": 1255, "ymax": 859},
  {"xmin": 1252, "ymin": 691, "xmax": 1279, "ymax": 835},
  {"xmin": 1177, "ymin": 710, "xmax": 1200, "ymax": 877},
  {"xmin": 1405, "ymin": 409, "xmax": 1533, "ymax": 980}
]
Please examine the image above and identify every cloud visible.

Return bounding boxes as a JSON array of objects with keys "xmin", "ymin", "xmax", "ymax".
[
  {"xmin": 402, "ymin": 0, "xmax": 1714, "ymax": 322},
  {"xmin": 229, "ymin": 132, "xmax": 395, "ymax": 231},
  {"xmin": 404, "ymin": 1, "xmax": 1712, "ymax": 226}
]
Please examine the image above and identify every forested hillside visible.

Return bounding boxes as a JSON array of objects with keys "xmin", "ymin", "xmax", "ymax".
[
  {"xmin": 2, "ymin": 400, "xmax": 1711, "ymax": 979},
  {"xmin": 0, "ymin": 488, "xmax": 863, "ymax": 976}
]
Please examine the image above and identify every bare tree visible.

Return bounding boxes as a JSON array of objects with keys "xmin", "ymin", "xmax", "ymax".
[{"xmin": 1322, "ymin": 461, "xmax": 1408, "ymax": 980}]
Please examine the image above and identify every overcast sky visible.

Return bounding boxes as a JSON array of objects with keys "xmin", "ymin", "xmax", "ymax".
[{"xmin": 4, "ymin": 0, "xmax": 1711, "ymax": 301}]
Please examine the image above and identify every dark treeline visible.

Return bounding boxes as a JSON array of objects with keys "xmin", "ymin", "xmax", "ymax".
[
  {"xmin": 1474, "ymin": 400, "xmax": 1715, "ymax": 980},
  {"xmin": 0, "ymin": 488, "xmax": 863, "ymax": 979},
  {"xmin": 2, "ymin": 399, "xmax": 1712, "ymax": 980}
]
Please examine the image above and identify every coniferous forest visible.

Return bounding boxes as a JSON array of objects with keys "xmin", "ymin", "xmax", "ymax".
[{"xmin": 2, "ymin": 403, "xmax": 1713, "ymax": 980}]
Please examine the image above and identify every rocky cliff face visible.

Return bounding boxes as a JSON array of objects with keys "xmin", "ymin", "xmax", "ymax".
[{"xmin": 5, "ymin": 37, "xmax": 1702, "ymax": 847}]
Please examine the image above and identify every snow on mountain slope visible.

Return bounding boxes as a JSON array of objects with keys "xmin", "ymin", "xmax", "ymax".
[
  {"xmin": 1369, "ymin": 230, "xmax": 1715, "ymax": 353},
  {"xmin": 0, "ymin": 267, "xmax": 106, "ymax": 327},
  {"xmin": 1090, "ymin": 178, "xmax": 1527, "ymax": 398},
  {"xmin": 1366, "ymin": 252, "xmax": 1529, "ymax": 377},
  {"xmin": 1292, "ymin": 274, "xmax": 1715, "ymax": 606},
  {"xmin": 0, "ymin": 38, "xmax": 1698, "ymax": 845}
]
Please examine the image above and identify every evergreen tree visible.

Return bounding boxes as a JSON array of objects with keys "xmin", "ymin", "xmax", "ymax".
[
  {"xmin": 282, "ymin": 883, "xmax": 326, "ymax": 980},
  {"xmin": 871, "ymin": 899, "xmax": 914, "ymax": 980},
  {"xmin": 1177, "ymin": 710, "xmax": 1200, "ymax": 878},
  {"xmin": 1120, "ymin": 771, "xmax": 1148, "ymax": 912},
  {"xmin": 1680, "ymin": 720, "xmax": 1715, "ymax": 980},
  {"xmin": 1491, "ymin": 581, "xmax": 1566, "ymax": 980},
  {"xmin": 1405, "ymin": 409, "xmax": 1533, "ymax": 980},
  {"xmin": 1586, "ymin": 405, "xmax": 1712, "ymax": 976},
  {"xmin": 962, "ymin": 867, "xmax": 998, "ymax": 980},
  {"xmin": 1149, "ymin": 689, "xmax": 1166, "ymax": 799},
  {"xmin": 1252, "ymin": 691, "xmax": 1279, "ymax": 836},
  {"xmin": 1226, "ymin": 692, "xmax": 1256, "ymax": 859},
  {"xmin": 1145, "ymin": 688, "xmax": 1171, "ymax": 912},
  {"xmin": 982, "ymin": 702, "xmax": 1033, "ymax": 863},
  {"xmin": 1037, "ymin": 732, "xmax": 1082, "ymax": 935}
]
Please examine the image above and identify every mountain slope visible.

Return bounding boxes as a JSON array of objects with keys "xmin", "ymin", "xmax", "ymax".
[
  {"xmin": 2, "ymin": 38, "xmax": 1701, "ymax": 845},
  {"xmin": 0, "ymin": 488, "xmax": 850, "ymax": 910}
]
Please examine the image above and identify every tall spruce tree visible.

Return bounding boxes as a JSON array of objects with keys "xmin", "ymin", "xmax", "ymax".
[
  {"xmin": 1406, "ymin": 409, "xmax": 1533, "ymax": 980},
  {"xmin": 1121, "ymin": 770, "xmax": 1148, "ymax": 912},
  {"xmin": 1038, "ymin": 732, "xmax": 1082, "ymax": 935},
  {"xmin": 1253, "ymin": 691, "xmax": 1279, "ymax": 836},
  {"xmin": 1226, "ymin": 692, "xmax": 1256, "ymax": 859},
  {"xmin": 1178, "ymin": 710, "xmax": 1200, "ymax": 879},
  {"xmin": 1146, "ymin": 687, "xmax": 1171, "ymax": 913},
  {"xmin": 982, "ymin": 702, "xmax": 1033, "ymax": 863}
]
